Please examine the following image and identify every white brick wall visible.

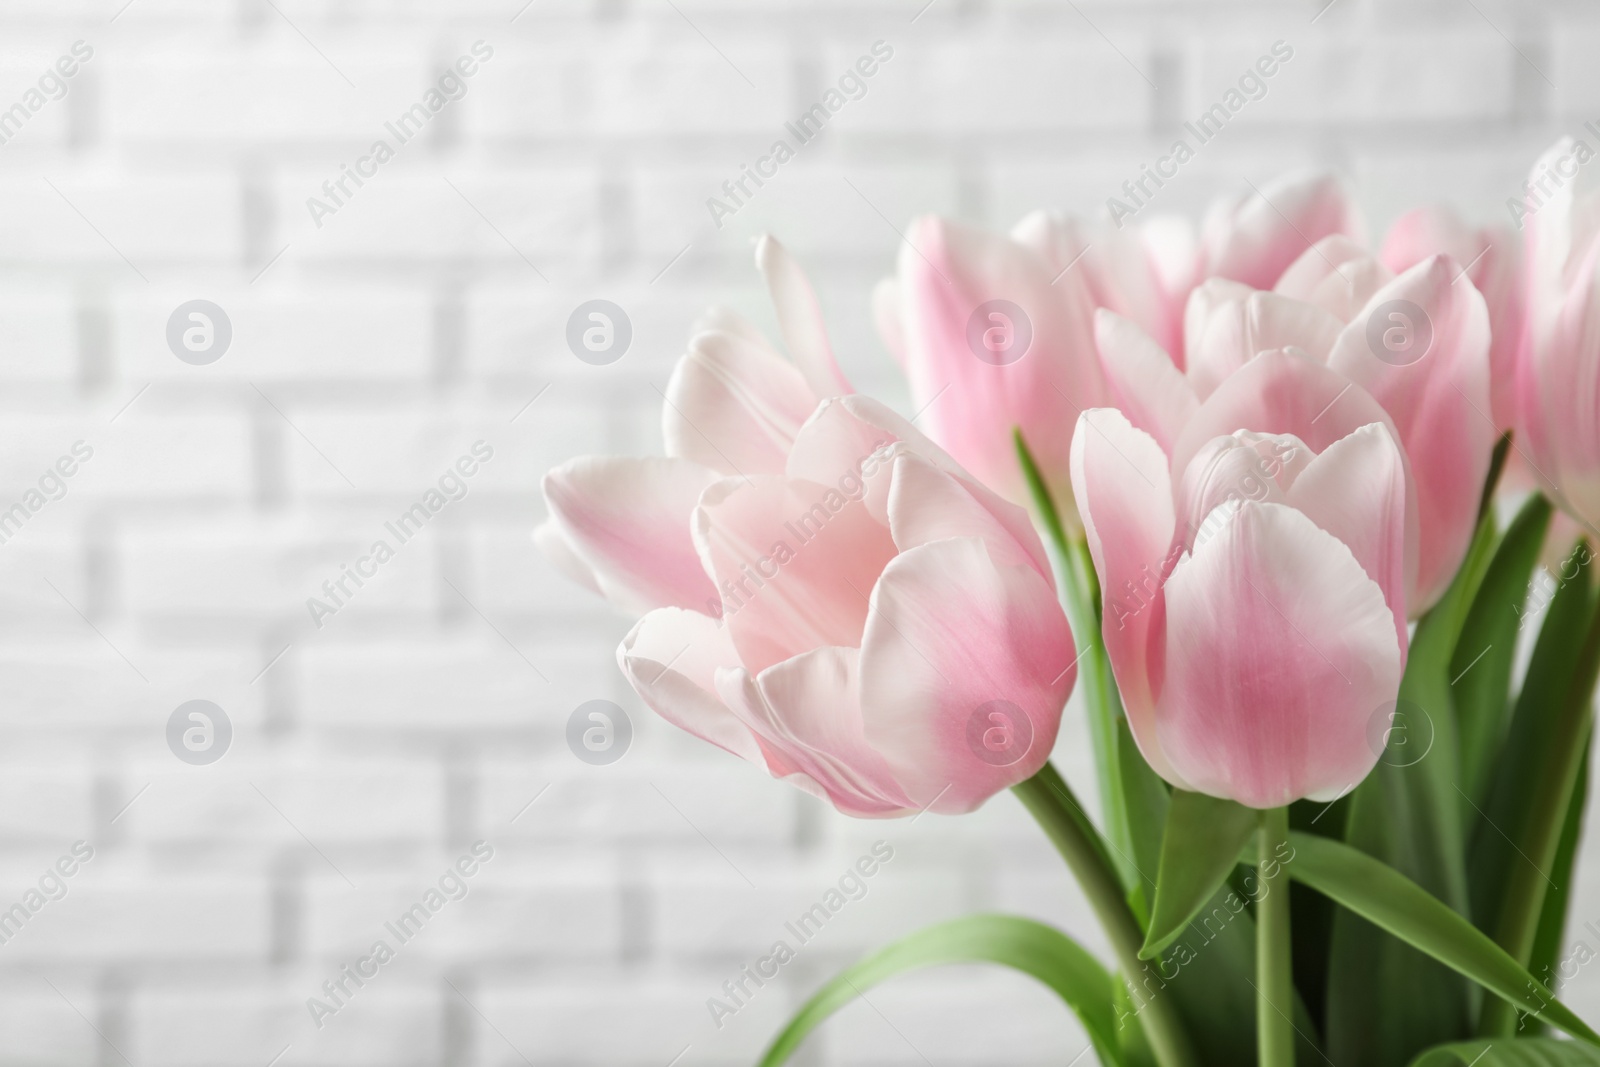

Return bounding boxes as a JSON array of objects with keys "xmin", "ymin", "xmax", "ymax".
[{"xmin": 0, "ymin": 1, "xmax": 1590, "ymax": 1064}]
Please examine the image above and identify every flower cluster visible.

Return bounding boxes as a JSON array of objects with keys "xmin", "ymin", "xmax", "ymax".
[{"xmin": 537, "ymin": 146, "xmax": 1600, "ymax": 1064}]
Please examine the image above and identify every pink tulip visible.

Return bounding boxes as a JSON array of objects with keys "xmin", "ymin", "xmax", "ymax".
[
  {"xmin": 619, "ymin": 396, "xmax": 1076, "ymax": 816},
  {"xmin": 1099, "ymin": 247, "xmax": 1493, "ymax": 612},
  {"xmin": 539, "ymin": 244, "xmax": 1076, "ymax": 816},
  {"xmin": 873, "ymin": 215, "xmax": 1108, "ymax": 514},
  {"xmin": 536, "ymin": 236, "xmax": 846, "ymax": 614},
  {"xmin": 1072, "ymin": 352, "xmax": 1409, "ymax": 808},
  {"xmin": 1516, "ymin": 138, "xmax": 1600, "ymax": 532},
  {"xmin": 1200, "ymin": 172, "xmax": 1365, "ymax": 291},
  {"xmin": 1381, "ymin": 206, "xmax": 1522, "ymax": 429}
]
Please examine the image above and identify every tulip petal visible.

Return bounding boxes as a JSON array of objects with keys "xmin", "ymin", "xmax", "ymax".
[
  {"xmin": 1201, "ymin": 172, "xmax": 1366, "ymax": 290},
  {"xmin": 1094, "ymin": 309, "xmax": 1197, "ymax": 454},
  {"xmin": 789, "ymin": 394, "xmax": 1054, "ymax": 579},
  {"xmin": 1287, "ymin": 423, "xmax": 1412, "ymax": 651},
  {"xmin": 756, "ymin": 234, "xmax": 853, "ymax": 397},
  {"xmin": 618, "ymin": 607, "xmax": 765, "ymax": 766},
  {"xmin": 1170, "ymin": 348, "xmax": 1401, "ymax": 477},
  {"xmin": 541, "ymin": 456, "xmax": 721, "ymax": 614},
  {"xmin": 1068, "ymin": 407, "xmax": 1183, "ymax": 783},
  {"xmin": 1012, "ymin": 210, "xmax": 1183, "ymax": 358},
  {"xmin": 1174, "ymin": 432, "xmax": 1306, "ymax": 551},
  {"xmin": 717, "ymin": 647, "xmax": 917, "ymax": 817},
  {"xmin": 886, "ymin": 450, "xmax": 1050, "ymax": 578},
  {"xmin": 694, "ymin": 475, "xmax": 897, "ymax": 675},
  {"xmin": 1275, "ymin": 235, "xmax": 1393, "ymax": 323},
  {"xmin": 1157, "ymin": 501, "xmax": 1402, "ymax": 809},
  {"xmin": 663, "ymin": 329, "xmax": 819, "ymax": 476},
  {"xmin": 1328, "ymin": 255, "xmax": 1495, "ymax": 609},
  {"xmin": 1530, "ymin": 240, "xmax": 1600, "ymax": 530},
  {"xmin": 1187, "ymin": 290, "xmax": 1344, "ymax": 400},
  {"xmin": 896, "ymin": 215, "xmax": 1102, "ymax": 506},
  {"xmin": 858, "ymin": 537, "xmax": 1075, "ymax": 813},
  {"xmin": 1184, "ymin": 277, "xmax": 1254, "ymax": 369}
]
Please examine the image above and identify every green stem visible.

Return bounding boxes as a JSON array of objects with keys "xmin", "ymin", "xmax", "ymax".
[
  {"xmin": 1257, "ymin": 806, "xmax": 1294, "ymax": 1066},
  {"xmin": 1014, "ymin": 429, "xmax": 1136, "ymax": 886},
  {"xmin": 1013, "ymin": 763, "xmax": 1199, "ymax": 1067},
  {"xmin": 1480, "ymin": 568, "xmax": 1600, "ymax": 1035}
]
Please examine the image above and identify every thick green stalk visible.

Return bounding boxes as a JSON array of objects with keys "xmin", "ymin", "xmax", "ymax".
[
  {"xmin": 1013, "ymin": 763, "xmax": 1199, "ymax": 1067},
  {"xmin": 1257, "ymin": 807, "xmax": 1294, "ymax": 1066},
  {"xmin": 1480, "ymin": 575, "xmax": 1600, "ymax": 1035}
]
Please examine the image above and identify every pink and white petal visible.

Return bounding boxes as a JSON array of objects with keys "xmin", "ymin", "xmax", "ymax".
[
  {"xmin": 1328, "ymin": 255, "xmax": 1495, "ymax": 610},
  {"xmin": 1274, "ymin": 234, "xmax": 1372, "ymax": 300},
  {"xmin": 1095, "ymin": 309, "xmax": 1197, "ymax": 454},
  {"xmin": 1380, "ymin": 206, "xmax": 1478, "ymax": 274},
  {"xmin": 1174, "ymin": 434, "xmax": 1298, "ymax": 550},
  {"xmin": 1012, "ymin": 210, "xmax": 1183, "ymax": 358},
  {"xmin": 618, "ymin": 607, "xmax": 765, "ymax": 767},
  {"xmin": 1170, "ymin": 348, "xmax": 1401, "ymax": 476},
  {"xmin": 1141, "ymin": 214, "xmax": 1201, "ymax": 312},
  {"xmin": 756, "ymin": 234, "xmax": 853, "ymax": 397},
  {"xmin": 785, "ymin": 396, "xmax": 907, "ymax": 525},
  {"xmin": 1157, "ymin": 501, "xmax": 1402, "ymax": 809},
  {"xmin": 858, "ymin": 538, "xmax": 1075, "ymax": 813},
  {"xmin": 542, "ymin": 455, "xmax": 721, "ymax": 614},
  {"xmin": 1187, "ymin": 291, "xmax": 1344, "ymax": 400},
  {"xmin": 1184, "ymin": 278, "xmax": 1255, "ymax": 370},
  {"xmin": 716, "ymin": 647, "xmax": 917, "ymax": 818},
  {"xmin": 694, "ymin": 475, "xmax": 897, "ymax": 675},
  {"xmin": 1286, "ymin": 423, "xmax": 1412, "ymax": 650},
  {"xmin": 896, "ymin": 215, "xmax": 1102, "ymax": 507},
  {"xmin": 886, "ymin": 451, "xmax": 1050, "ymax": 579},
  {"xmin": 1535, "ymin": 243, "xmax": 1600, "ymax": 531},
  {"xmin": 1275, "ymin": 235, "xmax": 1393, "ymax": 323},
  {"xmin": 664, "ymin": 330, "xmax": 820, "ymax": 476},
  {"xmin": 1068, "ymin": 407, "xmax": 1181, "ymax": 782},
  {"xmin": 532, "ymin": 517, "xmax": 602, "ymax": 597},
  {"xmin": 833, "ymin": 395, "xmax": 1056, "ymax": 580},
  {"xmin": 1201, "ymin": 173, "xmax": 1366, "ymax": 291}
]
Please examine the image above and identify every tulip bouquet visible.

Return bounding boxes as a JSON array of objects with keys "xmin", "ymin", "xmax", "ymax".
[{"xmin": 537, "ymin": 151, "xmax": 1600, "ymax": 1066}]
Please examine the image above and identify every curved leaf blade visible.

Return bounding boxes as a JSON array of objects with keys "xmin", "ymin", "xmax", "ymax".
[
  {"xmin": 757, "ymin": 914, "xmax": 1124, "ymax": 1067},
  {"xmin": 1475, "ymin": 539, "xmax": 1599, "ymax": 1035},
  {"xmin": 1453, "ymin": 493, "xmax": 1552, "ymax": 809},
  {"xmin": 1409, "ymin": 1039, "xmax": 1600, "ymax": 1066},
  {"xmin": 1526, "ymin": 735, "xmax": 1592, "ymax": 1037},
  {"xmin": 1140, "ymin": 790, "xmax": 1258, "ymax": 959},
  {"xmin": 1327, "ymin": 508, "xmax": 1499, "ymax": 1063},
  {"xmin": 1289, "ymin": 831, "xmax": 1600, "ymax": 1045}
]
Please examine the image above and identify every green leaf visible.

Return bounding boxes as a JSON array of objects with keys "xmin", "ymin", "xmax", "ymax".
[
  {"xmin": 1118, "ymin": 714, "xmax": 1171, "ymax": 927},
  {"xmin": 1526, "ymin": 734, "xmax": 1592, "ymax": 1037},
  {"xmin": 1140, "ymin": 791, "xmax": 1259, "ymax": 959},
  {"xmin": 1409, "ymin": 1039, "xmax": 1600, "ymax": 1066},
  {"xmin": 1289, "ymin": 831, "xmax": 1600, "ymax": 1045},
  {"xmin": 1453, "ymin": 494, "xmax": 1553, "ymax": 810},
  {"xmin": 1015, "ymin": 430, "xmax": 1139, "ymax": 889},
  {"xmin": 1471, "ymin": 539, "xmax": 1593, "ymax": 932},
  {"xmin": 1326, "ymin": 509, "xmax": 1501, "ymax": 1065},
  {"xmin": 756, "ymin": 914, "xmax": 1124, "ymax": 1067},
  {"xmin": 1478, "ymin": 539, "xmax": 1600, "ymax": 1035},
  {"xmin": 1287, "ymin": 797, "xmax": 1348, "ymax": 1038}
]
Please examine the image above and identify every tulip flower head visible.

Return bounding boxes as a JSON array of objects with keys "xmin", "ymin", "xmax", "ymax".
[
  {"xmin": 1073, "ymin": 352, "xmax": 1410, "ymax": 809},
  {"xmin": 538, "ymin": 243, "xmax": 1076, "ymax": 817}
]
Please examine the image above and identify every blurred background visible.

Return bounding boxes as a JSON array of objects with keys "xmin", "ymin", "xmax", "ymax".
[{"xmin": 0, "ymin": 0, "xmax": 1590, "ymax": 1064}]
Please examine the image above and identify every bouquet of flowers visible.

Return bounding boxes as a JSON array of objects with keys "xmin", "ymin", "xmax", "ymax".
[{"xmin": 535, "ymin": 144, "xmax": 1600, "ymax": 1066}]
